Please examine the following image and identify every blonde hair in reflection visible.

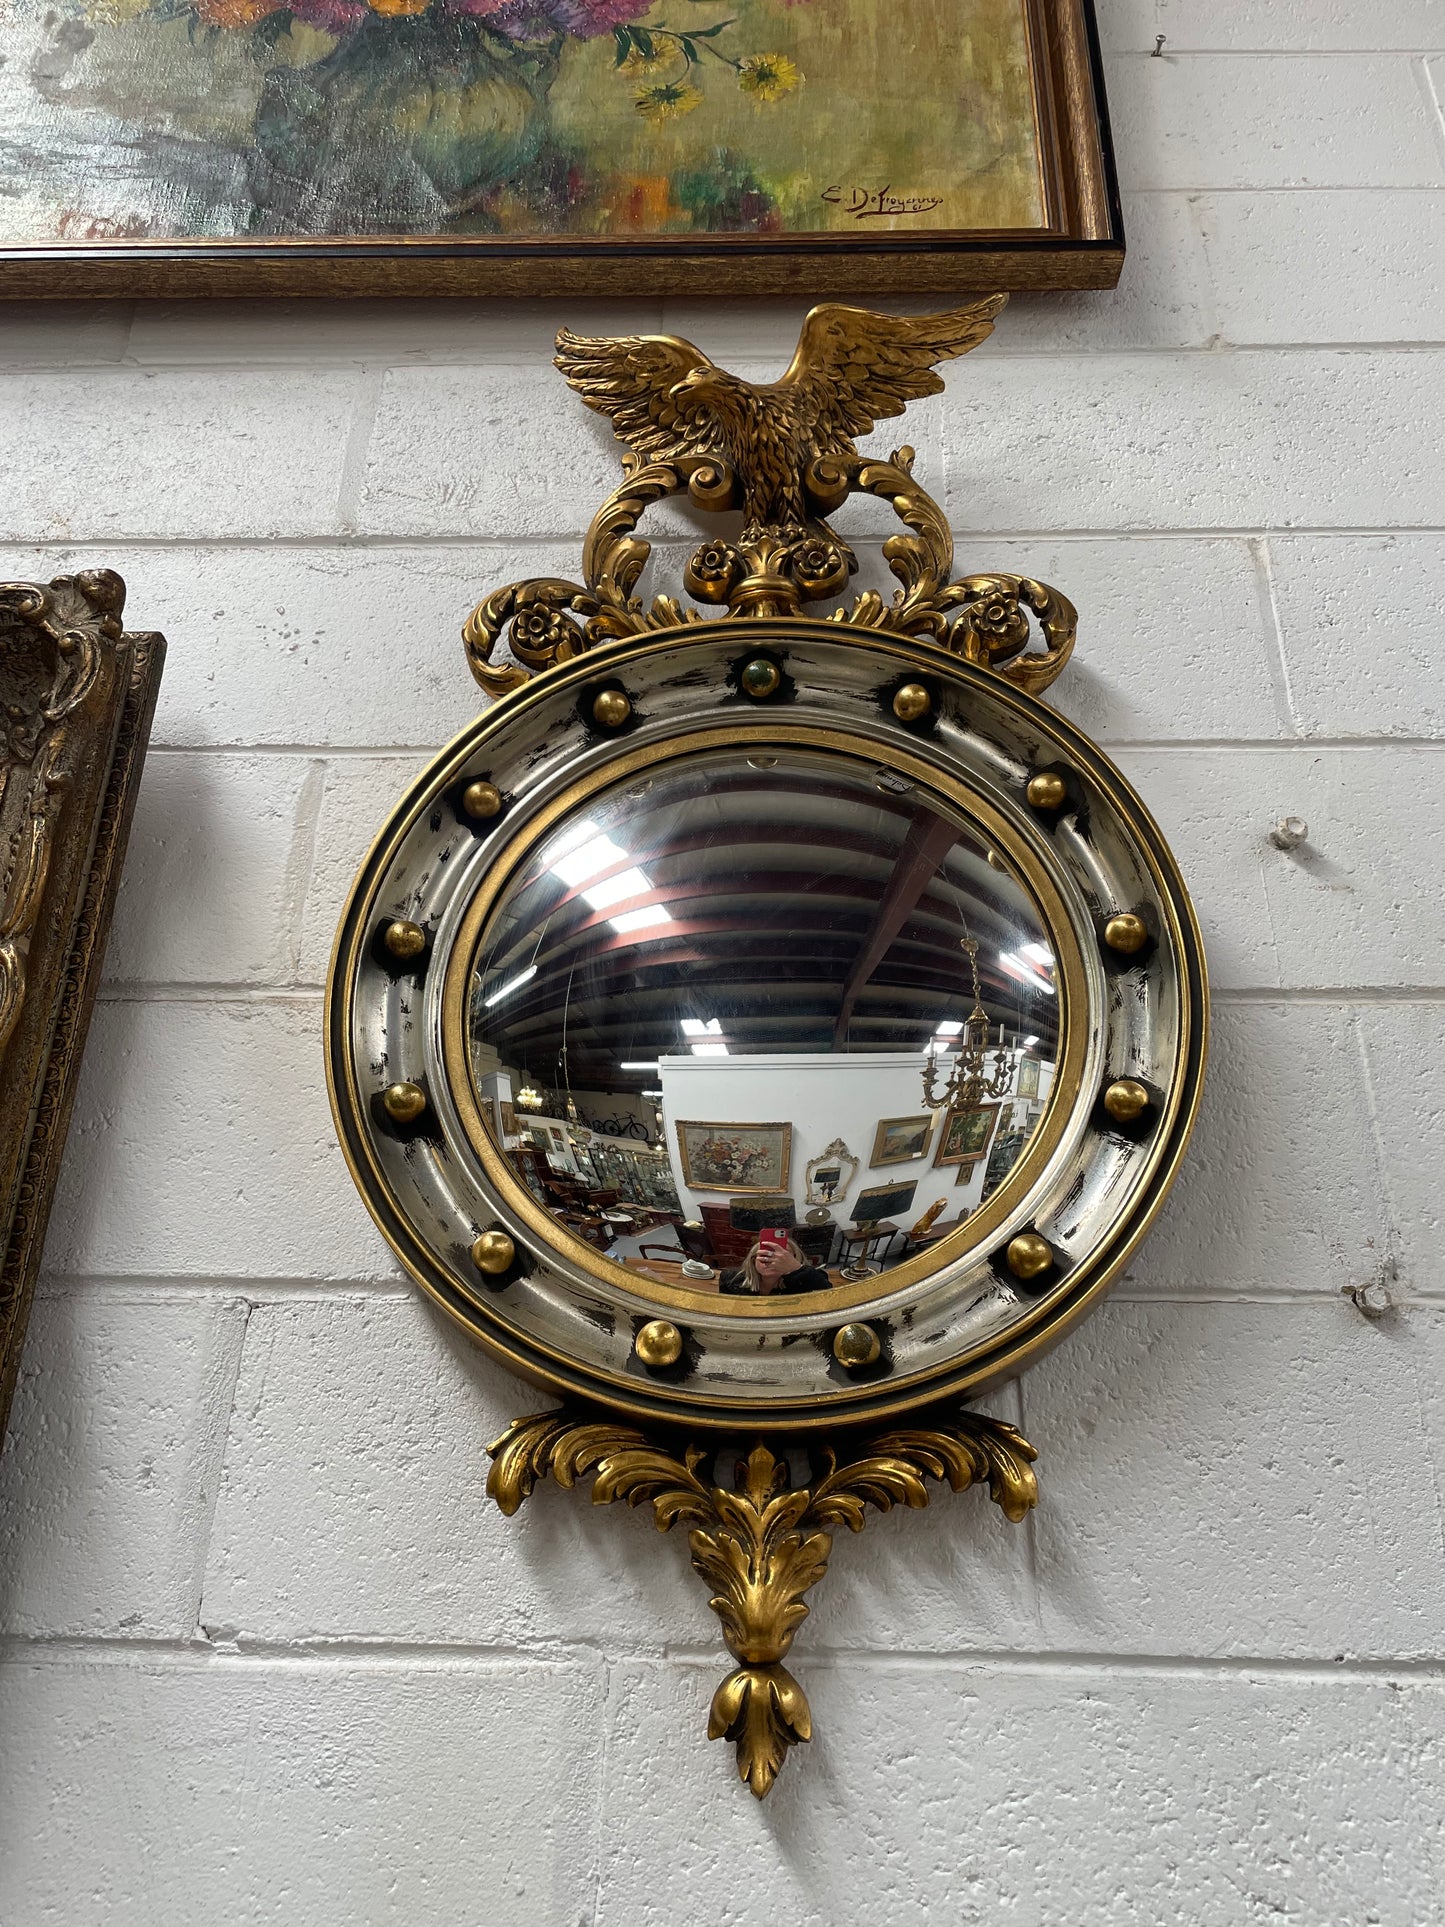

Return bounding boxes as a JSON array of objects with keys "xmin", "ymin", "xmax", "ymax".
[{"xmin": 739, "ymin": 1235, "xmax": 810, "ymax": 1293}]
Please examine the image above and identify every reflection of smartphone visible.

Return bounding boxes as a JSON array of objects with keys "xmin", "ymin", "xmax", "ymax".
[{"xmin": 758, "ymin": 1227, "xmax": 787, "ymax": 1257}]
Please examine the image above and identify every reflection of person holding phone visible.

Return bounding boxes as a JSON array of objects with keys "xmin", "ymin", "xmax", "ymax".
[{"xmin": 719, "ymin": 1232, "xmax": 829, "ymax": 1297}]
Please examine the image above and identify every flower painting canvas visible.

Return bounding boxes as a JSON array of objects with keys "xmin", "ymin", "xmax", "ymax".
[
  {"xmin": 0, "ymin": 0, "xmax": 1119, "ymax": 293},
  {"xmin": 676, "ymin": 1119, "xmax": 791, "ymax": 1194}
]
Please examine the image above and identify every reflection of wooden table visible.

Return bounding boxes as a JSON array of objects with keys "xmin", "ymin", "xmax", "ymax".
[
  {"xmin": 908, "ymin": 1215, "xmax": 969, "ymax": 1250},
  {"xmin": 622, "ymin": 1258, "xmax": 849, "ymax": 1293},
  {"xmin": 838, "ymin": 1220, "xmax": 903, "ymax": 1264}
]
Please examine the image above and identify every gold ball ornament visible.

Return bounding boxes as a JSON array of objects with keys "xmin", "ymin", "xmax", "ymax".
[
  {"xmin": 892, "ymin": 682, "xmax": 932, "ymax": 723},
  {"xmin": 1103, "ymin": 913, "xmax": 1149, "ymax": 956},
  {"xmin": 591, "ymin": 688, "xmax": 632, "ymax": 728},
  {"xmin": 1104, "ymin": 1078, "xmax": 1151, "ymax": 1123},
  {"xmin": 1026, "ymin": 771, "xmax": 1068, "ymax": 811},
  {"xmin": 461, "ymin": 780, "xmax": 502, "ymax": 820},
  {"xmin": 833, "ymin": 1322, "xmax": 882, "ymax": 1368},
  {"xmin": 635, "ymin": 1319, "xmax": 684, "ymax": 1368},
  {"xmin": 382, "ymin": 919, "xmax": 426, "ymax": 960},
  {"xmin": 381, "ymin": 1081, "xmax": 427, "ymax": 1124},
  {"xmin": 1005, "ymin": 1232, "xmax": 1054, "ymax": 1282},
  {"xmin": 471, "ymin": 1230, "xmax": 516, "ymax": 1275},
  {"xmin": 740, "ymin": 658, "xmax": 782, "ymax": 699}
]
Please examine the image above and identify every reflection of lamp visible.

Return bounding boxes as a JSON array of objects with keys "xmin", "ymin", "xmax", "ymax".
[
  {"xmin": 921, "ymin": 937, "xmax": 1014, "ymax": 1111},
  {"xmin": 516, "ymin": 1085, "xmax": 544, "ymax": 1111},
  {"xmin": 729, "ymin": 1195, "xmax": 796, "ymax": 1233}
]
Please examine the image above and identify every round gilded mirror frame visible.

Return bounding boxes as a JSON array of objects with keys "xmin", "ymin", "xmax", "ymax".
[
  {"xmin": 323, "ymin": 300, "xmax": 1210, "ymax": 1799},
  {"xmin": 328, "ymin": 616, "xmax": 1204, "ymax": 1435}
]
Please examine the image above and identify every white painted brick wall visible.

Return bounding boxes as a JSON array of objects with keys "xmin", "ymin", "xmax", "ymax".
[{"xmin": 3, "ymin": 4, "xmax": 1445, "ymax": 1919}]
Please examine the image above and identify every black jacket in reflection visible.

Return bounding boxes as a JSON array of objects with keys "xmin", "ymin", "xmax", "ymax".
[{"xmin": 718, "ymin": 1263, "xmax": 830, "ymax": 1297}]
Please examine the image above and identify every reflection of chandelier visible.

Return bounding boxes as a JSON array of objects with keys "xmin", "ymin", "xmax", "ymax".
[
  {"xmin": 516, "ymin": 1085, "xmax": 544, "ymax": 1111},
  {"xmin": 921, "ymin": 937, "xmax": 1014, "ymax": 1110}
]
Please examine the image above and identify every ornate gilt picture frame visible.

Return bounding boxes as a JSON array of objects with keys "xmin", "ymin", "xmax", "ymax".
[
  {"xmin": 1, "ymin": 0, "xmax": 1119, "ymax": 298},
  {"xmin": 1, "ymin": 574, "xmax": 165, "ymax": 1440},
  {"xmin": 675, "ymin": 1120, "xmax": 793, "ymax": 1195}
]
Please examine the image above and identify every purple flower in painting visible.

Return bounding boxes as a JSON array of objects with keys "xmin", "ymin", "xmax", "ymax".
[
  {"xmin": 287, "ymin": 0, "xmax": 368, "ymax": 27},
  {"xmin": 487, "ymin": 0, "xmax": 649, "ymax": 37}
]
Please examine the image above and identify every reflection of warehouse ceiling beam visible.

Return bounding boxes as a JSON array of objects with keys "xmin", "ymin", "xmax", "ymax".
[{"xmin": 831, "ymin": 812, "xmax": 965, "ymax": 1050}]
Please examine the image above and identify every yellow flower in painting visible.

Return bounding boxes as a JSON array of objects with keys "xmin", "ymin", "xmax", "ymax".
[
  {"xmin": 620, "ymin": 46, "xmax": 670, "ymax": 76},
  {"xmin": 634, "ymin": 81, "xmax": 704, "ymax": 122},
  {"xmin": 367, "ymin": 0, "xmax": 431, "ymax": 14},
  {"xmin": 737, "ymin": 53, "xmax": 801, "ymax": 102}
]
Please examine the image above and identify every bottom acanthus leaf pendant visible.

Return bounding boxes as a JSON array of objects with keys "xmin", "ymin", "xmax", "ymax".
[{"xmin": 485, "ymin": 1408, "xmax": 1040, "ymax": 1797}]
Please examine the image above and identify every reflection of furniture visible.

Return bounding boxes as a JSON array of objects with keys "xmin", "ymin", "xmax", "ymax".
[
  {"xmin": 905, "ymin": 1213, "xmax": 968, "ymax": 1256},
  {"xmin": 793, "ymin": 1222, "xmax": 836, "ymax": 1266},
  {"xmin": 700, "ymin": 1204, "xmax": 753, "ymax": 1265},
  {"xmin": 639, "ymin": 1222, "xmax": 712, "ymax": 1266},
  {"xmin": 839, "ymin": 1221, "xmax": 903, "ymax": 1267},
  {"xmin": 624, "ymin": 1258, "xmax": 850, "ymax": 1293}
]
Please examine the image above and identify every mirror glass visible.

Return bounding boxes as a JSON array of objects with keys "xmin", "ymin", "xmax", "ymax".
[{"xmin": 466, "ymin": 746, "xmax": 1062, "ymax": 1299}]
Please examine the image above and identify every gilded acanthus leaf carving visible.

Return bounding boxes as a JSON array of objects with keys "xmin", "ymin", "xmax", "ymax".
[
  {"xmin": 462, "ymin": 300, "xmax": 1079, "ymax": 702},
  {"xmin": 486, "ymin": 1408, "xmax": 1038, "ymax": 1798}
]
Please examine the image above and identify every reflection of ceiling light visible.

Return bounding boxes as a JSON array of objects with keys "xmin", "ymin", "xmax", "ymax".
[
  {"xmin": 580, "ymin": 865, "xmax": 650, "ymax": 911},
  {"xmin": 546, "ymin": 817, "xmax": 601, "ymax": 861},
  {"xmin": 934, "ymin": 1019, "xmax": 964, "ymax": 1037},
  {"xmin": 483, "ymin": 964, "xmax": 537, "ymax": 1006},
  {"xmin": 516, "ymin": 1084, "xmax": 544, "ymax": 1110},
  {"xmin": 681, "ymin": 1017, "xmax": 722, "ymax": 1037},
  {"xmin": 1023, "ymin": 1034, "xmax": 1039, "ymax": 1048},
  {"xmin": 620, "ymin": 1060, "xmax": 661, "ymax": 1071},
  {"xmin": 998, "ymin": 950, "xmax": 1056, "ymax": 995},
  {"xmin": 609, "ymin": 905, "xmax": 673, "ymax": 935},
  {"xmin": 551, "ymin": 832, "xmax": 628, "ymax": 888},
  {"xmin": 690, "ymin": 1042, "xmax": 729, "ymax": 1057},
  {"xmin": 1021, "ymin": 941, "xmax": 1054, "ymax": 967}
]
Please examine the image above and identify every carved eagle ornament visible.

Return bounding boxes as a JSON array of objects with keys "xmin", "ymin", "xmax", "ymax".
[{"xmin": 554, "ymin": 295, "xmax": 1007, "ymax": 533}]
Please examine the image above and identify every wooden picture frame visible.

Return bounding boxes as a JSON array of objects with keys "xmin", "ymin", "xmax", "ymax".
[
  {"xmin": 869, "ymin": 1113, "xmax": 936, "ymax": 1167},
  {"xmin": 1, "ymin": 573, "xmax": 164, "ymax": 1443},
  {"xmin": 1017, "ymin": 1055, "xmax": 1041, "ymax": 1100},
  {"xmin": 1, "ymin": 0, "xmax": 1120, "ymax": 299},
  {"xmin": 933, "ymin": 1101, "xmax": 1002, "ymax": 1168},
  {"xmin": 675, "ymin": 1119, "xmax": 792, "ymax": 1195}
]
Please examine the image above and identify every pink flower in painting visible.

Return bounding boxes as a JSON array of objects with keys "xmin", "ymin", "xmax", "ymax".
[
  {"xmin": 443, "ymin": 0, "xmax": 522, "ymax": 15},
  {"xmin": 489, "ymin": 0, "xmax": 650, "ymax": 37},
  {"xmin": 287, "ymin": 0, "xmax": 368, "ymax": 27}
]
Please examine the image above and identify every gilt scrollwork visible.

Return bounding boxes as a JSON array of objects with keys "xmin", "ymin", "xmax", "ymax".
[
  {"xmin": 0, "ymin": 571, "xmax": 126, "ymax": 1059},
  {"xmin": 487, "ymin": 1407, "xmax": 1038, "ymax": 1797},
  {"xmin": 462, "ymin": 300, "xmax": 1078, "ymax": 701}
]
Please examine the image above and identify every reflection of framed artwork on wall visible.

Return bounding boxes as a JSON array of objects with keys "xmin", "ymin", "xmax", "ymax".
[
  {"xmin": 1017, "ymin": 1057, "xmax": 1041, "ymax": 1100},
  {"xmin": 677, "ymin": 1120, "xmax": 792, "ymax": 1195},
  {"xmin": 934, "ymin": 1103, "xmax": 1002, "ymax": 1167},
  {"xmin": 0, "ymin": 0, "xmax": 1121, "ymax": 297},
  {"xmin": 870, "ymin": 1114, "xmax": 936, "ymax": 1167}
]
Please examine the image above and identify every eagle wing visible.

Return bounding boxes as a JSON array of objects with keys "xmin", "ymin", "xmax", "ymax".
[
  {"xmin": 554, "ymin": 329, "xmax": 723, "ymax": 464},
  {"xmin": 781, "ymin": 297, "xmax": 1008, "ymax": 453}
]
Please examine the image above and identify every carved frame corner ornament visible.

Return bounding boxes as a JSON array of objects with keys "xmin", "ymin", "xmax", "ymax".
[
  {"xmin": 326, "ymin": 296, "xmax": 1209, "ymax": 1799},
  {"xmin": 0, "ymin": 571, "xmax": 165, "ymax": 1439},
  {"xmin": 487, "ymin": 1405, "xmax": 1038, "ymax": 1798}
]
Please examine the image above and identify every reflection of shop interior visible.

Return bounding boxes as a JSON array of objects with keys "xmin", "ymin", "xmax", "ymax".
[{"xmin": 471, "ymin": 748, "xmax": 1060, "ymax": 1271}]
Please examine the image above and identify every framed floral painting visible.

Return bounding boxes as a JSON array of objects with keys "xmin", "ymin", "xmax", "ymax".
[
  {"xmin": 0, "ymin": 0, "xmax": 1120, "ymax": 295},
  {"xmin": 675, "ymin": 1119, "xmax": 791, "ymax": 1194}
]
